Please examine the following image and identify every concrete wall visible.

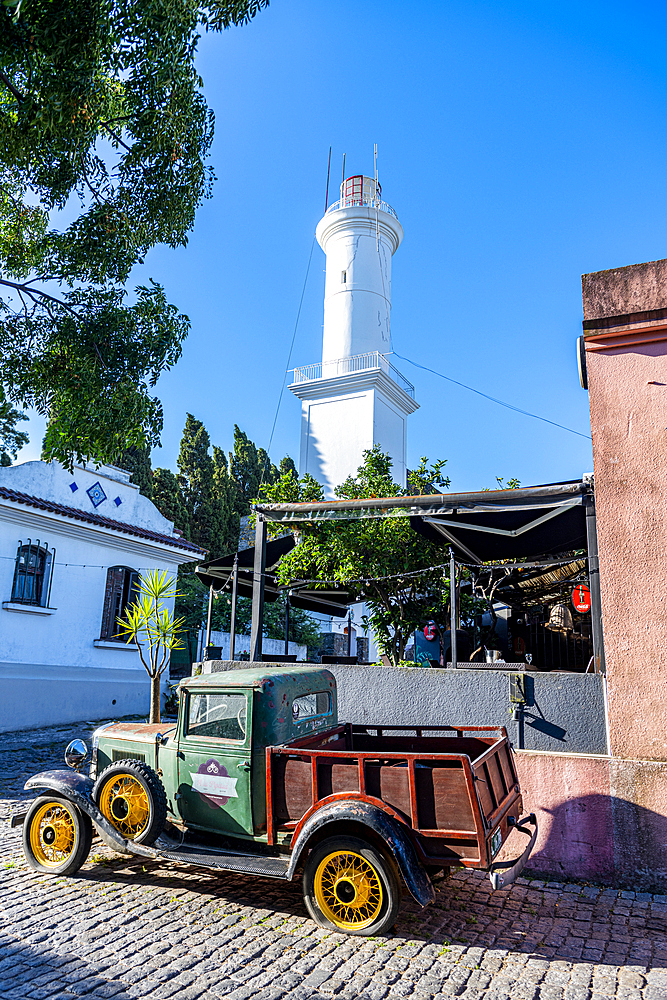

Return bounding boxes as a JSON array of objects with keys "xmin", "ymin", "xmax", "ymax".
[
  {"xmin": 582, "ymin": 262, "xmax": 667, "ymax": 761},
  {"xmin": 197, "ymin": 661, "xmax": 607, "ymax": 754},
  {"xmin": 200, "ymin": 630, "xmax": 306, "ymax": 662}
]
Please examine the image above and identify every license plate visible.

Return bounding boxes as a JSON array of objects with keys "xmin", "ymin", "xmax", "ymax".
[{"xmin": 491, "ymin": 827, "xmax": 502, "ymax": 856}]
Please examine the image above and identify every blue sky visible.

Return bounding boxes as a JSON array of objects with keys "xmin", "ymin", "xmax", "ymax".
[{"xmin": 18, "ymin": 0, "xmax": 667, "ymax": 492}]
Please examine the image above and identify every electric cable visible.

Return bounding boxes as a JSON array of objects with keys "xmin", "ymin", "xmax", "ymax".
[
  {"xmin": 392, "ymin": 352, "xmax": 592, "ymax": 441},
  {"xmin": 259, "ymin": 235, "xmax": 317, "ymax": 490}
]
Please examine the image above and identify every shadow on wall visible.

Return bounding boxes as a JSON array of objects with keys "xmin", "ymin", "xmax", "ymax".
[{"xmin": 525, "ymin": 794, "xmax": 667, "ymax": 892}]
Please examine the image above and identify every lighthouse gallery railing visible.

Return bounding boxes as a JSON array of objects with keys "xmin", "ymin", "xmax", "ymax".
[{"xmin": 291, "ymin": 352, "xmax": 415, "ymax": 399}]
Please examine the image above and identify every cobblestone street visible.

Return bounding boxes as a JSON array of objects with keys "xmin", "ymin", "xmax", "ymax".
[{"xmin": 1, "ymin": 723, "xmax": 667, "ymax": 1000}]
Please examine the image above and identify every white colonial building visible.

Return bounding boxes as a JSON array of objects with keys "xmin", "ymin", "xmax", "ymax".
[
  {"xmin": 290, "ymin": 174, "xmax": 419, "ymax": 496},
  {"xmin": 0, "ymin": 460, "xmax": 203, "ymax": 731}
]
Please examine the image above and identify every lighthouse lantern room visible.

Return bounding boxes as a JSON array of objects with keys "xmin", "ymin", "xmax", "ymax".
[{"xmin": 290, "ymin": 174, "xmax": 418, "ymax": 497}]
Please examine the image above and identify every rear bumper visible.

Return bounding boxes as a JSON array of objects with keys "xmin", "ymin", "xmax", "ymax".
[{"xmin": 489, "ymin": 813, "xmax": 538, "ymax": 890}]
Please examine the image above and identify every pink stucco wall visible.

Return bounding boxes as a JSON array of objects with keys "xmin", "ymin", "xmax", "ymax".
[
  {"xmin": 583, "ymin": 266, "xmax": 667, "ymax": 761},
  {"xmin": 513, "ymin": 751, "xmax": 667, "ymax": 889},
  {"xmin": 489, "ymin": 261, "xmax": 667, "ymax": 891}
]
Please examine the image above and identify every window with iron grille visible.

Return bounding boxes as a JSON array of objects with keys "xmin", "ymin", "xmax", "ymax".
[
  {"xmin": 10, "ymin": 539, "xmax": 55, "ymax": 607},
  {"xmin": 100, "ymin": 566, "xmax": 139, "ymax": 640}
]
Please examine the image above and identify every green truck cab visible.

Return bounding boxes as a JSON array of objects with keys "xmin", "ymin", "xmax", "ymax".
[{"xmin": 17, "ymin": 666, "xmax": 537, "ymax": 936}]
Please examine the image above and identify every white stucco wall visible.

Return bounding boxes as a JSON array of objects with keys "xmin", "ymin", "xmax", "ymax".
[
  {"xmin": 0, "ymin": 461, "xmax": 200, "ymax": 732},
  {"xmin": 0, "ymin": 460, "xmax": 174, "ymax": 534},
  {"xmin": 316, "ymin": 203, "xmax": 403, "ymax": 362},
  {"xmin": 294, "ymin": 373, "xmax": 416, "ymax": 496}
]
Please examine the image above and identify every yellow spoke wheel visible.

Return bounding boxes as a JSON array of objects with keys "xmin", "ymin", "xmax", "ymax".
[
  {"xmin": 314, "ymin": 850, "xmax": 383, "ymax": 930},
  {"xmin": 303, "ymin": 836, "xmax": 401, "ymax": 936},
  {"xmin": 29, "ymin": 801, "xmax": 77, "ymax": 867},
  {"xmin": 92, "ymin": 759, "xmax": 167, "ymax": 848},
  {"xmin": 98, "ymin": 774, "xmax": 150, "ymax": 840},
  {"xmin": 23, "ymin": 796, "xmax": 92, "ymax": 876}
]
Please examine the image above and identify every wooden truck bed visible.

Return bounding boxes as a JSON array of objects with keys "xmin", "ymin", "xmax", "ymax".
[{"xmin": 266, "ymin": 724, "xmax": 522, "ymax": 870}]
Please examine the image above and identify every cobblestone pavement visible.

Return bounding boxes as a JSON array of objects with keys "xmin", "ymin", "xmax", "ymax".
[{"xmin": 1, "ymin": 723, "xmax": 667, "ymax": 1000}]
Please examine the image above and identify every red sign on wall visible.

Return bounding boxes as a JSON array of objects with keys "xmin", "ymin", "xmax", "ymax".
[
  {"xmin": 572, "ymin": 584, "xmax": 592, "ymax": 613},
  {"xmin": 423, "ymin": 622, "xmax": 437, "ymax": 641}
]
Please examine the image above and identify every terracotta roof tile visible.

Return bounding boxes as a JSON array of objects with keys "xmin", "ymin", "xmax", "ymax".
[{"xmin": 0, "ymin": 486, "xmax": 205, "ymax": 555}]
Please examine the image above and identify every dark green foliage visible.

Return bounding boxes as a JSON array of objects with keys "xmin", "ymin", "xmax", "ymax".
[
  {"xmin": 152, "ymin": 468, "xmax": 189, "ymax": 535},
  {"xmin": 279, "ymin": 455, "xmax": 298, "ymax": 480},
  {"xmin": 261, "ymin": 446, "xmax": 454, "ymax": 666},
  {"xmin": 176, "ymin": 571, "xmax": 322, "ymax": 655},
  {"xmin": 177, "ymin": 413, "xmax": 219, "ymax": 555},
  {"xmin": 0, "ymin": 396, "xmax": 28, "ymax": 465},
  {"xmin": 117, "ymin": 445, "xmax": 153, "ymax": 499},
  {"xmin": 212, "ymin": 445, "xmax": 241, "ymax": 557},
  {"xmin": 0, "ymin": 0, "xmax": 269, "ymax": 468},
  {"xmin": 230, "ymin": 426, "xmax": 271, "ymax": 516}
]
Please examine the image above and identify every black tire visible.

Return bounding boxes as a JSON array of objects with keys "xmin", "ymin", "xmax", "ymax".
[
  {"xmin": 23, "ymin": 795, "xmax": 92, "ymax": 876},
  {"xmin": 302, "ymin": 835, "xmax": 401, "ymax": 936},
  {"xmin": 92, "ymin": 759, "xmax": 166, "ymax": 846}
]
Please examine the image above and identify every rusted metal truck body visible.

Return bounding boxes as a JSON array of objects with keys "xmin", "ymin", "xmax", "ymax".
[{"xmin": 17, "ymin": 667, "xmax": 537, "ymax": 935}]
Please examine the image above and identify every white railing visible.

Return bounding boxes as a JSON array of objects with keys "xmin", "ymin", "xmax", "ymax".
[
  {"xmin": 291, "ymin": 352, "xmax": 415, "ymax": 399},
  {"xmin": 325, "ymin": 197, "xmax": 398, "ymax": 220}
]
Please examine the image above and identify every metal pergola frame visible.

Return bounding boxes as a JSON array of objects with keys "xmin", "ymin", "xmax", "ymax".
[{"xmin": 248, "ymin": 479, "xmax": 604, "ymax": 672}]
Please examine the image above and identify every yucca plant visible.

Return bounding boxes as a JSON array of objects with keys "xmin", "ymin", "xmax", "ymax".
[{"xmin": 116, "ymin": 570, "xmax": 186, "ymax": 723}]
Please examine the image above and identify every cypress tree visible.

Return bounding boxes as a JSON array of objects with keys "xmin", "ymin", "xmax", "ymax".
[
  {"xmin": 152, "ymin": 468, "xmax": 189, "ymax": 535},
  {"xmin": 117, "ymin": 445, "xmax": 153, "ymax": 499},
  {"xmin": 177, "ymin": 413, "xmax": 219, "ymax": 555},
  {"xmin": 212, "ymin": 446, "xmax": 241, "ymax": 556},
  {"xmin": 279, "ymin": 455, "xmax": 298, "ymax": 480}
]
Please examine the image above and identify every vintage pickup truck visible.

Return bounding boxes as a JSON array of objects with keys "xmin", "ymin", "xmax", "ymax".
[{"xmin": 16, "ymin": 666, "xmax": 537, "ymax": 935}]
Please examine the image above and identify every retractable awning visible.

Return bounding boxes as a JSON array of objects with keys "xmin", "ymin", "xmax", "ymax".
[
  {"xmin": 195, "ymin": 534, "xmax": 351, "ymax": 618},
  {"xmin": 410, "ymin": 481, "xmax": 591, "ymax": 563},
  {"xmin": 254, "ymin": 481, "xmax": 592, "ymax": 564}
]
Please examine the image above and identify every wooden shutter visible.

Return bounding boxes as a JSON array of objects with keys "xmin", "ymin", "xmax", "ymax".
[{"xmin": 100, "ymin": 567, "xmax": 128, "ymax": 639}]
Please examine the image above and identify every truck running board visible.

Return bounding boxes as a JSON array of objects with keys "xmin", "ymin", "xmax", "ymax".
[{"xmin": 148, "ymin": 840, "xmax": 290, "ymax": 879}]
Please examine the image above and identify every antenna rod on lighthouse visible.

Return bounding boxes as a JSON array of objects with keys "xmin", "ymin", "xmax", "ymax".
[
  {"xmin": 342, "ymin": 152, "xmax": 346, "ymax": 192},
  {"xmin": 374, "ymin": 143, "xmax": 379, "ymax": 250},
  {"xmin": 324, "ymin": 146, "xmax": 332, "ymax": 213}
]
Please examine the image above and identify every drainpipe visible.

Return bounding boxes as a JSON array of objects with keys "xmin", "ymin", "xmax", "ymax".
[
  {"xmin": 205, "ymin": 584, "xmax": 213, "ymax": 649},
  {"xmin": 284, "ymin": 592, "xmax": 290, "ymax": 656},
  {"xmin": 229, "ymin": 553, "xmax": 238, "ymax": 660},
  {"xmin": 585, "ymin": 493, "xmax": 605, "ymax": 674},
  {"xmin": 250, "ymin": 515, "xmax": 267, "ymax": 662},
  {"xmin": 449, "ymin": 547, "xmax": 457, "ymax": 669}
]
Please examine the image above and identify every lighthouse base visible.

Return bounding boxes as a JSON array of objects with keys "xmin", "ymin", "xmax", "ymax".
[{"xmin": 289, "ymin": 362, "xmax": 419, "ymax": 498}]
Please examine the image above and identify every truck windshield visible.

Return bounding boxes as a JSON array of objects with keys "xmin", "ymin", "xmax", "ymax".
[{"xmin": 187, "ymin": 692, "xmax": 247, "ymax": 741}]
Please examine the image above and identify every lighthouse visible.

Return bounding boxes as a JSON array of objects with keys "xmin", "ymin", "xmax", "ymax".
[{"xmin": 290, "ymin": 175, "xmax": 419, "ymax": 497}]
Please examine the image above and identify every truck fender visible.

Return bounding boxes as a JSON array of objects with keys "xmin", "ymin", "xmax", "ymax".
[
  {"xmin": 24, "ymin": 770, "xmax": 156, "ymax": 859},
  {"xmin": 287, "ymin": 798, "xmax": 435, "ymax": 908}
]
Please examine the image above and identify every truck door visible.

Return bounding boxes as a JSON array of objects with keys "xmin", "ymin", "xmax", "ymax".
[{"xmin": 177, "ymin": 688, "xmax": 254, "ymax": 837}]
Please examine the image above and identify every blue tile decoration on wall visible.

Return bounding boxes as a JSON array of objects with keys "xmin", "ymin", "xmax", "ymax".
[
  {"xmin": 114, "ymin": 496, "xmax": 122, "ymax": 506},
  {"xmin": 69, "ymin": 482, "xmax": 78, "ymax": 492},
  {"xmin": 86, "ymin": 481, "xmax": 107, "ymax": 508}
]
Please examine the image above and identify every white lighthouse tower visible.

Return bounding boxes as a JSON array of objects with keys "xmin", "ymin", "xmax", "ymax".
[{"xmin": 290, "ymin": 175, "xmax": 418, "ymax": 497}]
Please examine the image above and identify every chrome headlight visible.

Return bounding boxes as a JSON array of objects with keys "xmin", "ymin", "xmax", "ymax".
[{"xmin": 64, "ymin": 739, "xmax": 88, "ymax": 771}]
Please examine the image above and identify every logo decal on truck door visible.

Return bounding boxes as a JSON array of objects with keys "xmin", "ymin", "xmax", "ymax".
[{"xmin": 191, "ymin": 759, "xmax": 238, "ymax": 808}]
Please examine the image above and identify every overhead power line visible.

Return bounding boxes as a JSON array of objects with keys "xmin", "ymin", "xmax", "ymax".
[{"xmin": 392, "ymin": 352, "xmax": 592, "ymax": 441}]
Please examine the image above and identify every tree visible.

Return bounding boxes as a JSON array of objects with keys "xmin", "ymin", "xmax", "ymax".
[
  {"xmin": 0, "ymin": 396, "xmax": 28, "ymax": 465},
  {"xmin": 177, "ymin": 413, "xmax": 221, "ymax": 555},
  {"xmin": 152, "ymin": 468, "xmax": 190, "ymax": 535},
  {"xmin": 116, "ymin": 444, "xmax": 153, "ymax": 499},
  {"xmin": 212, "ymin": 445, "xmax": 241, "ymax": 557},
  {"xmin": 0, "ymin": 0, "xmax": 269, "ymax": 468},
  {"xmin": 176, "ymin": 572, "xmax": 323, "ymax": 657},
  {"xmin": 260, "ymin": 447, "xmax": 455, "ymax": 666},
  {"xmin": 116, "ymin": 569, "xmax": 186, "ymax": 723}
]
